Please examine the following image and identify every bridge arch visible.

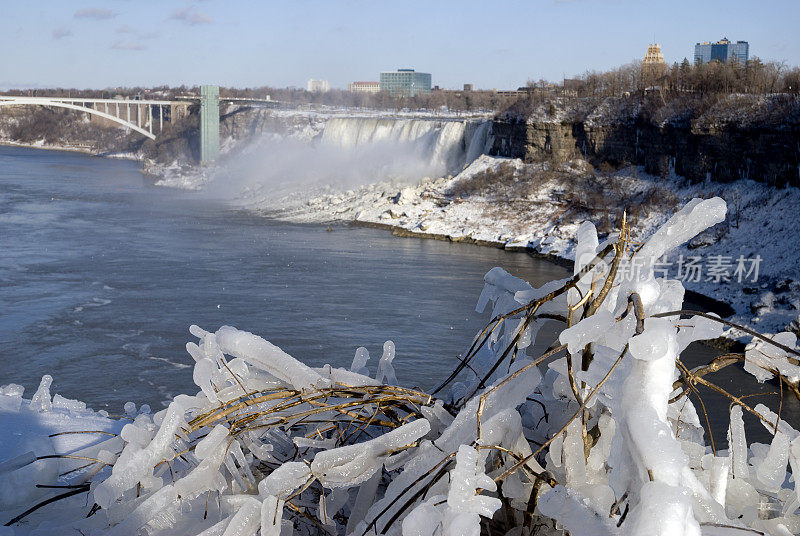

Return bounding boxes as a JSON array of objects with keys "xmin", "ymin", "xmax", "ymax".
[{"xmin": 0, "ymin": 98, "xmax": 156, "ymax": 140}]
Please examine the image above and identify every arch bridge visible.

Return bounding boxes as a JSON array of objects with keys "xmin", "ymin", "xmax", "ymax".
[
  {"xmin": 0, "ymin": 95, "xmax": 187, "ymax": 140},
  {"xmin": 0, "ymin": 87, "xmax": 277, "ymax": 163}
]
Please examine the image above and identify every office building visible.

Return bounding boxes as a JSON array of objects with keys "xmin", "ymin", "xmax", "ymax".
[
  {"xmin": 379, "ymin": 69, "xmax": 432, "ymax": 97},
  {"xmin": 694, "ymin": 38, "xmax": 749, "ymax": 64},
  {"xmin": 642, "ymin": 43, "xmax": 667, "ymax": 82}
]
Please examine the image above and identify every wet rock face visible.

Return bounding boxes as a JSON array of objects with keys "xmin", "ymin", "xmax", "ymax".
[{"xmin": 491, "ymin": 99, "xmax": 800, "ymax": 187}]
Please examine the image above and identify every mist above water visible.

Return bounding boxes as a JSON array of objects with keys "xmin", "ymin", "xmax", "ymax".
[{"xmin": 205, "ymin": 117, "xmax": 492, "ymax": 204}]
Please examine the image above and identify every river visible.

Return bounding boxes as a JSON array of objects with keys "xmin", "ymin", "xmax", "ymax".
[
  {"xmin": 0, "ymin": 145, "xmax": 570, "ymax": 409},
  {"xmin": 0, "ymin": 144, "xmax": 795, "ymax": 445}
]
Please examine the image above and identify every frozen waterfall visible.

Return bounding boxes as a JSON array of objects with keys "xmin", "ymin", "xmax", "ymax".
[
  {"xmin": 319, "ymin": 117, "xmax": 492, "ymax": 177},
  {"xmin": 207, "ymin": 115, "xmax": 494, "ymax": 202}
]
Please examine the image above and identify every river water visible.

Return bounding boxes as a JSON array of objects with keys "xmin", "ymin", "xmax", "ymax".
[
  {"xmin": 0, "ymin": 145, "xmax": 570, "ymax": 410},
  {"xmin": 0, "ymin": 145, "xmax": 795, "ymax": 445}
]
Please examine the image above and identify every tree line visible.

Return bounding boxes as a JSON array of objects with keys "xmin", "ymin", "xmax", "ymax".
[{"xmin": 568, "ymin": 57, "xmax": 799, "ymax": 98}]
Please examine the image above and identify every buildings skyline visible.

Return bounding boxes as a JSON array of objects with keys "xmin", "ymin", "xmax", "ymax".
[
  {"xmin": 379, "ymin": 69, "xmax": 432, "ymax": 97},
  {"xmin": 694, "ymin": 38, "xmax": 750, "ymax": 64},
  {"xmin": 340, "ymin": 36, "xmax": 754, "ymax": 96}
]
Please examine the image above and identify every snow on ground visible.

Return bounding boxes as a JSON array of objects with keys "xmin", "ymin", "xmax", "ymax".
[
  {"xmin": 0, "ymin": 379, "xmax": 124, "ymax": 531},
  {"xmin": 241, "ymin": 154, "xmax": 800, "ymax": 337}
]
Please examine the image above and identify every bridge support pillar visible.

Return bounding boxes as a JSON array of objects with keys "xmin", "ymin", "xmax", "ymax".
[{"xmin": 200, "ymin": 85, "xmax": 220, "ymax": 165}]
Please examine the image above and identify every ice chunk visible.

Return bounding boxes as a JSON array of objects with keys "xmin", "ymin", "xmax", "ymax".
[
  {"xmin": 51, "ymin": 394, "xmax": 87, "ymax": 412},
  {"xmin": 259, "ymin": 462, "xmax": 311, "ymax": 499},
  {"xmin": 442, "ymin": 445, "xmax": 501, "ymax": 536},
  {"xmin": 634, "ymin": 197, "xmax": 727, "ymax": 269},
  {"xmin": 346, "ymin": 471, "xmax": 381, "ymax": 534},
  {"xmin": 559, "ymin": 310, "xmax": 614, "ymax": 354},
  {"xmin": 755, "ymin": 431, "xmax": 790, "ymax": 492},
  {"xmin": 626, "ymin": 481, "xmax": 701, "ymax": 536},
  {"xmin": 0, "ymin": 384, "xmax": 23, "ymax": 397},
  {"xmin": 30, "ymin": 375, "xmax": 53, "ymax": 413},
  {"xmin": 708, "ymin": 455, "xmax": 730, "ymax": 506},
  {"xmin": 215, "ymin": 326, "xmax": 329, "ymax": 391},
  {"xmin": 196, "ymin": 424, "xmax": 230, "ymax": 460},
  {"xmin": 120, "ymin": 423, "xmax": 152, "ymax": 449},
  {"xmin": 0, "ymin": 451, "xmax": 37, "ymax": 476},
  {"xmin": 194, "ymin": 358, "xmax": 220, "ymax": 404},
  {"xmin": 350, "ymin": 346, "xmax": 370, "ymax": 376},
  {"xmin": 222, "ymin": 496, "xmax": 261, "ymax": 536},
  {"xmin": 190, "ymin": 324, "xmax": 210, "ymax": 338},
  {"xmin": 173, "ymin": 441, "xmax": 227, "ymax": 500},
  {"xmin": 628, "ymin": 318, "xmax": 677, "ymax": 363},
  {"xmin": 94, "ymin": 397, "xmax": 190, "ymax": 508},
  {"xmin": 319, "ymin": 488, "xmax": 349, "ymax": 526},
  {"xmin": 260, "ymin": 495, "xmax": 285, "ymax": 536},
  {"xmin": 744, "ymin": 332, "xmax": 800, "ymax": 384},
  {"xmin": 537, "ymin": 486, "xmax": 618, "ymax": 536},
  {"xmin": 311, "ymin": 419, "xmax": 430, "ymax": 488},
  {"xmin": 587, "ymin": 413, "xmax": 616, "ymax": 474},
  {"xmin": 727, "ymin": 405, "xmax": 749, "ymax": 480},
  {"xmin": 375, "ymin": 341, "xmax": 398, "ymax": 385},
  {"xmin": 107, "ymin": 485, "xmax": 178, "ymax": 536},
  {"xmin": 785, "ymin": 437, "xmax": 800, "ymax": 516},
  {"xmin": 402, "ymin": 499, "xmax": 444, "ymax": 536},
  {"xmin": 563, "ymin": 418, "xmax": 587, "ymax": 488}
]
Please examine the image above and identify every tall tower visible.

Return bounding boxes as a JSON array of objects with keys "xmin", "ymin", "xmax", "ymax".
[
  {"xmin": 642, "ymin": 44, "xmax": 667, "ymax": 85},
  {"xmin": 200, "ymin": 85, "xmax": 220, "ymax": 165}
]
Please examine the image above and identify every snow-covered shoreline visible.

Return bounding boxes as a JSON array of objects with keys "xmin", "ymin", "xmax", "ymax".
[
  {"xmin": 0, "ymin": 139, "xmax": 140, "ymax": 160},
  {"xmin": 234, "ymin": 154, "xmax": 798, "ymax": 339}
]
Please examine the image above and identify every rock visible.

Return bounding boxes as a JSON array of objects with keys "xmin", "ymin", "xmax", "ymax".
[
  {"xmin": 419, "ymin": 221, "xmax": 430, "ymax": 231},
  {"xmin": 688, "ymin": 225, "xmax": 725, "ymax": 249},
  {"xmin": 750, "ymin": 292, "xmax": 776, "ymax": 315},
  {"xmin": 774, "ymin": 279, "xmax": 793, "ymax": 294},
  {"xmin": 393, "ymin": 187, "xmax": 417, "ymax": 205}
]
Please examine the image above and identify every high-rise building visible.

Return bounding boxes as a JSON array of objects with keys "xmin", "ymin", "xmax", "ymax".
[
  {"xmin": 348, "ymin": 81, "xmax": 381, "ymax": 93},
  {"xmin": 694, "ymin": 38, "xmax": 749, "ymax": 64},
  {"xmin": 642, "ymin": 43, "xmax": 667, "ymax": 83},
  {"xmin": 379, "ymin": 69, "xmax": 431, "ymax": 97},
  {"xmin": 307, "ymin": 79, "xmax": 330, "ymax": 93}
]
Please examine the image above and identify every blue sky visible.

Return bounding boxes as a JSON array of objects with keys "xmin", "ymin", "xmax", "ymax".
[{"xmin": 1, "ymin": 0, "xmax": 798, "ymax": 90}]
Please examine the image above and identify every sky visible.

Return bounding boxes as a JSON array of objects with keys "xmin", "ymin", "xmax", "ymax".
[{"xmin": 1, "ymin": 0, "xmax": 798, "ymax": 91}]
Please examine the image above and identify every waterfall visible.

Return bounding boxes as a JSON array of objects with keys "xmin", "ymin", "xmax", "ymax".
[
  {"xmin": 212, "ymin": 115, "xmax": 495, "ymax": 202},
  {"xmin": 319, "ymin": 117, "xmax": 492, "ymax": 177}
]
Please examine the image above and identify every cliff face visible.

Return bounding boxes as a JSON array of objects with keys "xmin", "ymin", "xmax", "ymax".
[{"xmin": 491, "ymin": 95, "xmax": 800, "ymax": 187}]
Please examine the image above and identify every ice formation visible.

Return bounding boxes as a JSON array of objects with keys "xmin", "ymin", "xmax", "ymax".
[
  {"xmin": 320, "ymin": 117, "xmax": 492, "ymax": 177},
  {"xmin": 3, "ymin": 197, "xmax": 800, "ymax": 535}
]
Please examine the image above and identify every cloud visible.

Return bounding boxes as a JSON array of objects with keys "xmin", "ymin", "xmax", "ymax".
[
  {"xmin": 169, "ymin": 6, "xmax": 214, "ymax": 26},
  {"xmin": 52, "ymin": 27, "xmax": 73, "ymax": 39},
  {"xmin": 74, "ymin": 7, "xmax": 116, "ymax": 20},
  {"xmin": 111, "ymin": 41, "xmax": 146, "ymax": 51},
  {"xmin": 116, "ymin": 25, "xmax": 135, "ymax": 34}
]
